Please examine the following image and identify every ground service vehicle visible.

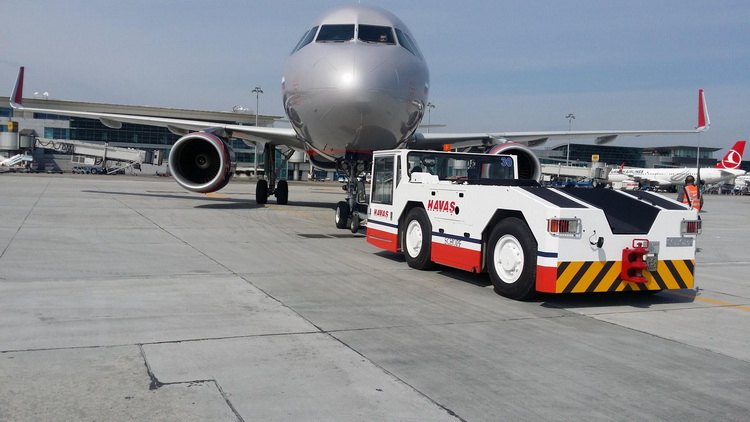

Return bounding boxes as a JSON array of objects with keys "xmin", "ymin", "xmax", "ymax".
[{"xmin": 366, "ymin": 149, "xmax": 702, "ymax": 300}]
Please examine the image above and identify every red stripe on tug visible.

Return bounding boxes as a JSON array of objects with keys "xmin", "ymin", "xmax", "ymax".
[
  {"xmin": 366, "ymin": 226, "xmax": 398, "ymax": 252},
  {"xmin": 431, "ymin": 242, "xmax": 482, "ymax": 273},
  {"xmin": 535, "ymin": 265, "xmax": 557, "ymax": 293}
]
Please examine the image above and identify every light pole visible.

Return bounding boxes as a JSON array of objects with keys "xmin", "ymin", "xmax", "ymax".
[
  {"xmin": 565, "ymin": 113, "xmax": 575, "ymax": 164},
  {"xmin": 252, "ymin": 86, "xmax": 263, "ymax": 176},
  {"xmin": 426, "ymin": 102, "xmax": 435, "ymax": 133}
]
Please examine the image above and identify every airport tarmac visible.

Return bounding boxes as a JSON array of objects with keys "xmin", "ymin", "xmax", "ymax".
[{"xmin": 1, "ymin": 173, "xmax": 749, "ymax": 421}]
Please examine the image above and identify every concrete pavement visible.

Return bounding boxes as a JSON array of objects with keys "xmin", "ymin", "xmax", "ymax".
[{"xmin": 1, "ymin": 173, "xmax": 748, "ymax": 421}]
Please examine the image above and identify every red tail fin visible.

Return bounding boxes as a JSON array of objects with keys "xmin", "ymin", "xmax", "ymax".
[
  {"xmin": 10, "ymin": 66, "xmax": 24, "ymax": 108},
  {"xmin": 716, "ymin": 141, "xmax": 746, "ymax": 169},
  {"xmin": 696, "ymin": 89, "xmax": 710, "ymax": 131}
]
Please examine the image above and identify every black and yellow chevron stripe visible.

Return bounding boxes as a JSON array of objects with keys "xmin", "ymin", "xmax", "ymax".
[{"xmin": 555, "ymin": 259, "xmax": 694, "ymax": 293}]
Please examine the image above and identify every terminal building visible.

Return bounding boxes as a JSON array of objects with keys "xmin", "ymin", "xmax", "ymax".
[
  {"xmin": 2, "ymin": 96, "xmax": 748, "ymax": 179},
  {"xmin": 539, "ymin": 143, "xmax": 733, "ymax": 169}
]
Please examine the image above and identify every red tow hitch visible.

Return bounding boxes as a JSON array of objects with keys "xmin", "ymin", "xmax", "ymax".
[{"xmin": 621, "ymin": 239, "xmax": 650, "ymax": 283}]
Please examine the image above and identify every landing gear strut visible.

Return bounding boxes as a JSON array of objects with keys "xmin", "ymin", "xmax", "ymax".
[
  {"xmin": 334, "ymin": 159, "xmax": 368, "ymax": 232},
  {"xmin": 255, "ymin": 143, "xmax": 288, "ymax": 205}
]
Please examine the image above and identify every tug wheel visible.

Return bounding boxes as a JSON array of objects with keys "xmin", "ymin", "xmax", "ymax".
[
  {"xmin": 401, "ymin": 208, "xmax": 434, "ymax": 270},
  {"xmin": 487, "ymin": 217, "xmax": 537, "ymax": 300}
]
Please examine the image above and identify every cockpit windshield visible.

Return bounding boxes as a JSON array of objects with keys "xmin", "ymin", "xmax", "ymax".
[
  {"xmin": 316, "ymin": 24, "xmax": 355, "ymax": 42},
  {"xmin": 291, "ymin": 26, "xmax": 318, "ymax": 54},
  {"xmin": 358, "ymin": 25, "xmax": 395, "ymax": 44},
  {"xmin": 395, "ymin": 28, "xmax": 423, "ymax": 59}
]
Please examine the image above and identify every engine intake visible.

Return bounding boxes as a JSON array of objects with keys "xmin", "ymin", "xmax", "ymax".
[
  {"xmin": 487, "ymin": 143, "xmax": 542, "ymax": 181},
  {"xmin": 168, "ymin": 132, "xmax": 236, "ymax": 193}
]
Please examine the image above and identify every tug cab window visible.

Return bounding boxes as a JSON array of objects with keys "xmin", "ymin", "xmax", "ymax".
[
  {"xmin": 372, "ymin": 156, "xmax": 395, "ymax": 204},
  {"xmin": 316, "ymin": 24, "xmax": 355, "ymax": 42},
  {"xmin": 407, "ymin": 151, "xmax": 516, "ymax": 182},
  {"xmin": 358, "ymin": 25, "xmax": 395, "ymax": 44}
]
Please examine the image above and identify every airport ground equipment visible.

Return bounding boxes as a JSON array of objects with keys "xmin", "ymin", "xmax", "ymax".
[
  {"xmin": 365, "ymin": 149, "xmax": 701, "ymax": 300},
  {"xmin": 0, "ymin": 153, "xmax": 34, "ymax": 168},
  {"xmin": 35, "ymin": 138, "xmax": 146, "ymax": 174}
]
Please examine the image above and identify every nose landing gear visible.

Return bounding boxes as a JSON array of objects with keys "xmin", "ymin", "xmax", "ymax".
[{"xmin": 335, "ymin": 159, "xmax": 368, "ymax": 233}]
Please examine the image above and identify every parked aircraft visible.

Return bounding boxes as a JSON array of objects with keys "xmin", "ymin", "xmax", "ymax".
[
  {"xmin": 608, "ymin": 141, "xmax": 746, "ymax": 188},
  {"xmin": 9, "ymin": 5, "xmax": 710, "ymax": 230}
]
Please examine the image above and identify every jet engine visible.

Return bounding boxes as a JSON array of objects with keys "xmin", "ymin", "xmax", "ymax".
[
  {"xmin": 487, "ymin": 143, "xmax": 542, "ymax": 181},
  {"xmin": 168, "ymin": 132, "xmax": 236, "ymax": 193}
]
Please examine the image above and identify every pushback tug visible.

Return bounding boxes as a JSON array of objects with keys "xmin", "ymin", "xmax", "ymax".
[{"xmin": 366, "ymin": 149, "xmax": 701, "ymax": 300}]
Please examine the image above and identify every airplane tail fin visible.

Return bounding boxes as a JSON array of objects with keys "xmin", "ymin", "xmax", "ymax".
[
  {"xmin": 10, "ymin": 66, "xmax": 24, "ymax": 109},
  {"xmin": 716, "ymin": 141, "xmax": 746, "ymax": 169},
  {"xmin": 696, "ymin": 89, "xmax": 710, "ymax": 132}
]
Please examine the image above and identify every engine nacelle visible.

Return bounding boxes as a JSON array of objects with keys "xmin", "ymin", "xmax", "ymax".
[
  {"xmin": 487, "ymin": 143, "xmax": 542, "ymax": 181},
  {"xmin": 168, "ymin": 132, "xmax": 236, "ymax": 193}
]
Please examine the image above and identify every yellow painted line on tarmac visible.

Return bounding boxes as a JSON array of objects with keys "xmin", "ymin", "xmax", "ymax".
[
  {"xmin": 666, "ymin": 290, "xmax": 750, "ymax": 312},
  {"xmin": 203, "ymin": 193, "xmax": 230, "ymax": 198},
  {"xmin": 266, "ymin": 204, "xmax": 312, "ymax": 216}
]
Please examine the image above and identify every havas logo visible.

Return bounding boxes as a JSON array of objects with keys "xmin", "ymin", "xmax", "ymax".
[
  {"xmin": 372, "ymin": 209, "xmax": 390, "ymax": 218},
  {"xmin": 427, "ymin": 199, "xmax": 456, "ymax": 214}
]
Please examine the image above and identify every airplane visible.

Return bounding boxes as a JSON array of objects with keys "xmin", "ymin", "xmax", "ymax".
[
  {"xmin": 8, "ymin": 5, "xmax": 710, "ymax": 231},
  {"xmin": 607, "ymin": 140, "xmax": 746, "ymax": 189}
]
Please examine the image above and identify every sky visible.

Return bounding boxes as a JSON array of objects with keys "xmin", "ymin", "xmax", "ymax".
[{"xmin": 1, "ymin": 0, "xmax": 749, "ymax": 157}]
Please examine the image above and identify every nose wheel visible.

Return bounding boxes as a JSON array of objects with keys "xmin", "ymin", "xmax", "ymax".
[{"xmin": 334, "ymin": 159, "xmax": 368, "ymax": 232}]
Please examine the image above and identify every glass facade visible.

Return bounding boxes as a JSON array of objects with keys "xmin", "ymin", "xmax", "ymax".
[
  {"xmin": 33, "ymin": 117, "xmax": 287, "ymax": 174},
  {"xmin": 547, "ymin": 144, "xmax": 645, "ymax": 167},
  {"xmin": 67, "ymin": 118, "xmax": 179, "ymax": 145}
]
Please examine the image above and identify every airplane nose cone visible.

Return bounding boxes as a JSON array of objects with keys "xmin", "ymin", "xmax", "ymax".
[
  {"xmin": 284, "ymin": 43, "xmax": 428, "ymax": 156},
  {"xmin": 310, "ymin": 46, "xmax": 399, "ymax": 93}
]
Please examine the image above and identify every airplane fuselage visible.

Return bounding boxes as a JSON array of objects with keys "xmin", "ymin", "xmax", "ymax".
[
  {"xmin": 614, "ymin": 167, "xmax": 746, "ymax": 186},
  {"xmin": 281, "ymin": 5, "xmax": 429, "ymax": 166}
]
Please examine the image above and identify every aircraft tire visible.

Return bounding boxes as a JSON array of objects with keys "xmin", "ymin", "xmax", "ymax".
[
  {"xmin": 335, "ymin": 201, "xmax": 349, "ymax": 229},
  {"xmin": 487, "ymin": 217, "xmax": 537, "ymax": 301},
  {"xmin": 401, "ymin": 207, "xmax": 434, "ymax": 270},
  {"xmin": 256, "ymin": 179, "xmax": 268, "ymax": 204},
  {"xmin": 350, "ymin": 213, "xmax": 360, "ymax": 233},
  {"xmin": 276, "ymin": 180, "xmax": 288, "ymax": 205}
]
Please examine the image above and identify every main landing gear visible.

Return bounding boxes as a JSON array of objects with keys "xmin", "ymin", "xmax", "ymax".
[
  {"xmin": 334, "ymin": 159, "xmax": 368, "ymax": 233},
  {"xmin": 255, "ymin": 143, "xmax": 288, "ymax": 205}
]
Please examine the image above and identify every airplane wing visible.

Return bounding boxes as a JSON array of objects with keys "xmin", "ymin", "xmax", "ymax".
[
  {"xmin": 409, "ymin": 89, "xmax": 710, "ymax": 149},
  {"xmin": 10, "ymin": 67, "xmax": 303, "ymax": 150}
]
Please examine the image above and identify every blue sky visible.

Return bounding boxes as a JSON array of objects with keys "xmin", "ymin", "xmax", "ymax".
[{"xmin": 2, "ymin": 0, "xmax": 748, "ymax": 156}]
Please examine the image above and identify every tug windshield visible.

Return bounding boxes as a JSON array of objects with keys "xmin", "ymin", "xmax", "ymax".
[{"xmin": 406, "ymin": 151, "xmax": 516, "ymax": 182}]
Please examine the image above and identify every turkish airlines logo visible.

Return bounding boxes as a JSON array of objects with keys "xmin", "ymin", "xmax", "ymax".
[{"xmin": 721, "ymin": 149, "xmax": 742, "ymax": 169}]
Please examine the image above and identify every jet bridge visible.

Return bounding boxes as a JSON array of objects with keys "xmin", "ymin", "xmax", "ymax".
[{"xmin": 35, "ymin": 137, "xmax": 148, "ymax": 174}]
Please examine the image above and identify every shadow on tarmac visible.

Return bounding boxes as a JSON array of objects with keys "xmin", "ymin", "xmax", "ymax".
[
  {"xmin": 83, "ymin": 190, "xmax": 337, "ymax": 211},
  {"xmin": 540, "ymin": 288, "xmax": 698, "ymax": 309},
  {"xmin": 374, "ymin": 248, "xmax": 699, "ymax": 307}
]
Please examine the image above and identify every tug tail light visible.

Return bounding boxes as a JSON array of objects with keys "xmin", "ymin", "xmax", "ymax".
[
  {"xmin": 547, "ymin": 218, "xmax": 581, "ymax": 235},
  {"xmin": 681, "ymin": 219, "xmax": 702, "ymax": 235}
]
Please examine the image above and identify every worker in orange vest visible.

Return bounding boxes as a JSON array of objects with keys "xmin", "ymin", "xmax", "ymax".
[{"xmin": 677, "ymin": 175, "xmax": 703, "ymax": 211}]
